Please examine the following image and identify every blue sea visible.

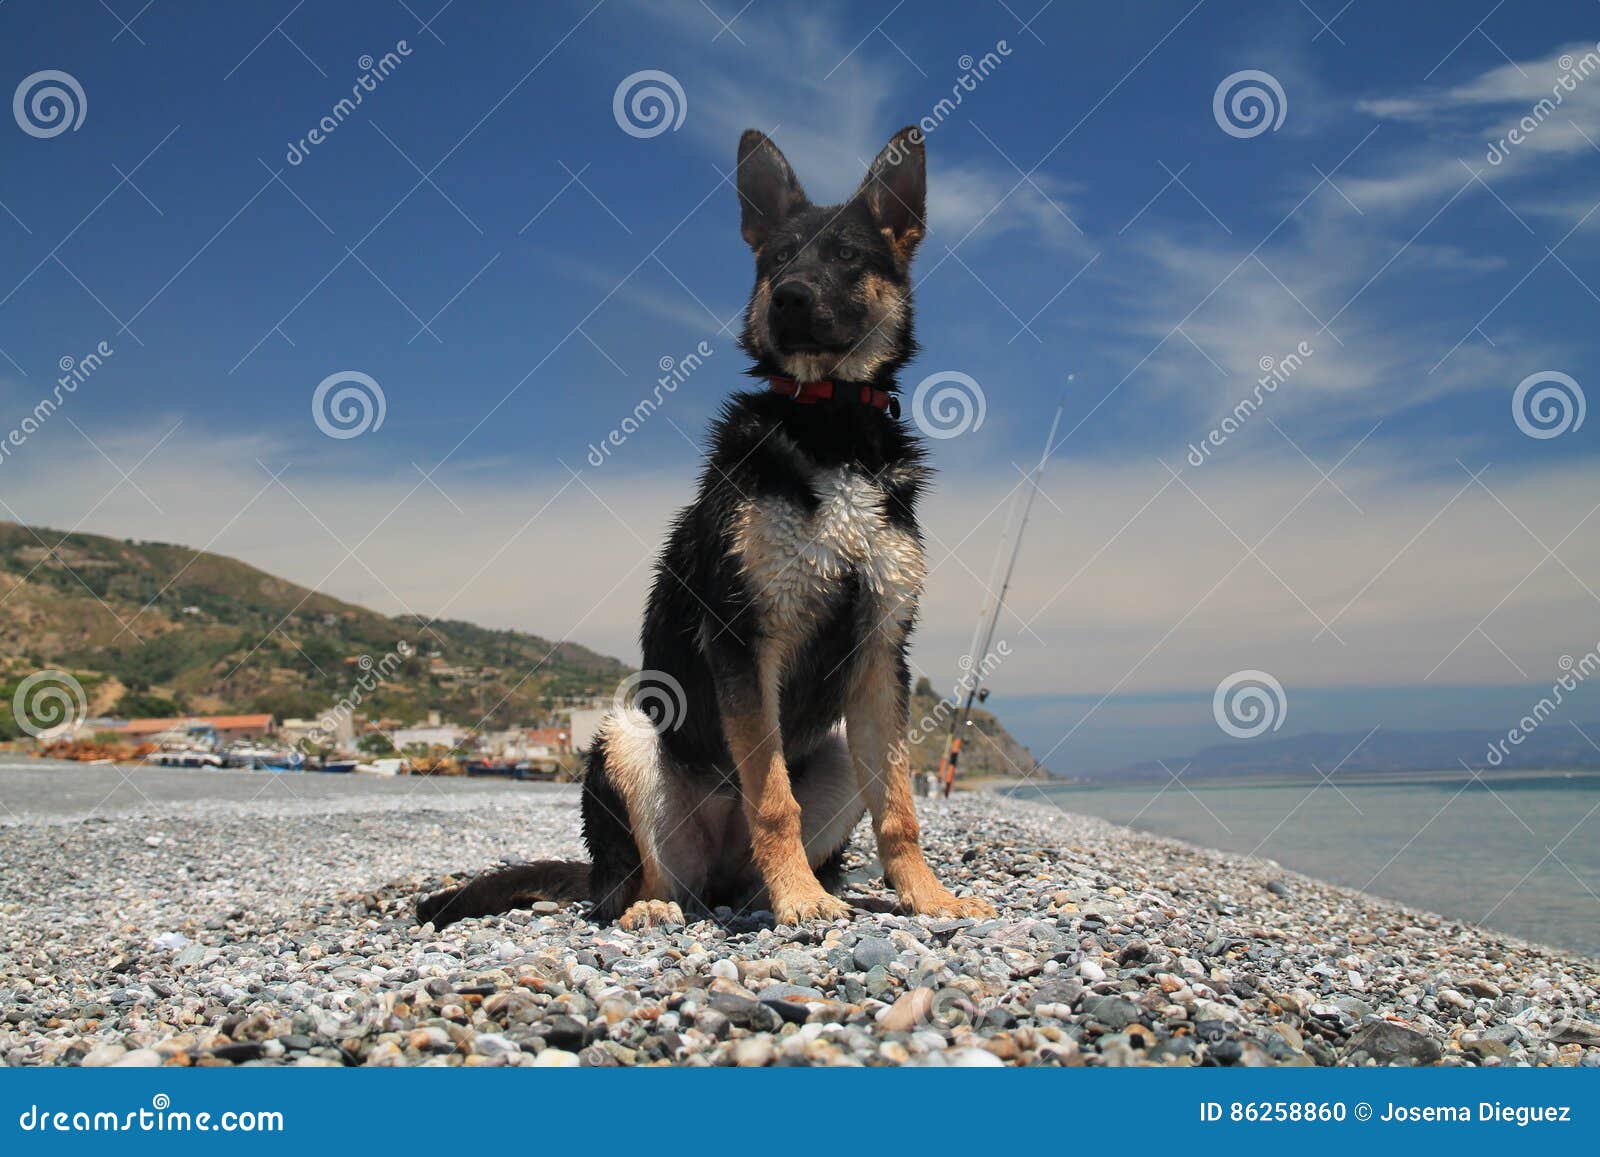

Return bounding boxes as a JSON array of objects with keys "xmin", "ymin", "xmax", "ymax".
[{"xmin": 1012, "ymin": 771, "xmax": 1600, "ymax": 959}]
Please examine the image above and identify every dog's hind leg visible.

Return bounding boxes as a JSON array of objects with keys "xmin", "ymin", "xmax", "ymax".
[
  {"xmin": 585, "ymin": 714, "xmax": 725, "ymax": 930},
  {"xmin": 580, "ymin": 727, "xmax": 646, "ymax": 924},
  {"xmin": 846, "ymin": 642, "xmax": 995, "ymax": 918}
]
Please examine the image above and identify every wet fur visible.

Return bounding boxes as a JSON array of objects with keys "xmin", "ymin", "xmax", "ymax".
[{"xmin": 417, "ymin": 128, "xmax": 992, "ymax": 930}]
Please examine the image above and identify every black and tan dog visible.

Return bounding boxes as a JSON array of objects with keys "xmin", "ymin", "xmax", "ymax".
[{"xmin": 418, "ymin": 127, "xmax": 994, "ymax": 931}]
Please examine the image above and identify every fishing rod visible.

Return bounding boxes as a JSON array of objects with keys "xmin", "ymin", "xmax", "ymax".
[{"xmin": 937, "ymin": 387, "xmax": 1067, "ymax": 797}]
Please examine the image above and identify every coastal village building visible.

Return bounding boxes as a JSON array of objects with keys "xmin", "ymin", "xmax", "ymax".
[
  {"xmin": 524, "ymin": 726, "xmax": 571, "ymax": 754},
  {"xmin": 568, "ymin": 707, "xmax": 607, "ymax": 753},
  {"xmin": 113, "ymin": 714, "xmax": 278, "ymax": 744},
  {"xmin": 279, "ymin": 714, "xmax": 355, "ymax": 750},
  {"xmin": 390, "ymin": 724, "xmax": 469, "ymax": 751}
]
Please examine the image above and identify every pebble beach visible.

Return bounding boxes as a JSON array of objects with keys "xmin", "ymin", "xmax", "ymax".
[{"xmin": 2, "ymin": 764, "xmax": 1598, "ymax": 1068}]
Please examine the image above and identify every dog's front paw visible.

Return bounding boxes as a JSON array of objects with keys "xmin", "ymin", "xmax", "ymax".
[
  {"xmin": 903, "ymin": 889, "xmax": 996, "ymax": 919},
  {"xmin": 619, "ymin": 899, "xmax": 685, "ymax": 930},
  {"xmin": 771, "ymin": 890, "xmax": 852, "ymax": 925}
]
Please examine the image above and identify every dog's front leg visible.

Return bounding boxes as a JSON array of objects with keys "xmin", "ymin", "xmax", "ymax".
[
  {"xmin": 847, "ymin": 643, "xmax": 996, "ymax": 918},
  {"xmin": 716, "ymin": 653, "xmax": 851, "ymax": 925}
]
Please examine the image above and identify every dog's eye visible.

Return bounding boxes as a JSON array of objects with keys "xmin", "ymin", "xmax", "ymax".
[
  {"xmin": 770, "ymin": 245, "xmax": 796, "ymax": 265},
  {"xmin": 836, "ymin": 244, "xmax": 857, "ymax": 261}
]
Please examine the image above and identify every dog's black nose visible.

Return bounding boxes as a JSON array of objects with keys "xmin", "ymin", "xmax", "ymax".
[{"xmin": 771, "ymin": 280, "xmax": 814, "ymax": 319}]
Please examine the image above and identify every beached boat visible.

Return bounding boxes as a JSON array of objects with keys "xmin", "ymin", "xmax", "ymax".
[
  {"xmin": 225, "ymin": 742, "xmax": 303, "ymax": 771},
  {"xmin": 354, "ymin": 757, "xmax": 409, "ymax": 776},
  {"xmin": 144, "ymin": 748, "xmax": 225, "ymax": 769}
]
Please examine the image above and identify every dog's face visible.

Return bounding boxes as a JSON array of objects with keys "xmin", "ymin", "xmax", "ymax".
[{"xmin": 736, "ymin": 128, "xmax": 925, "ymax": 384}]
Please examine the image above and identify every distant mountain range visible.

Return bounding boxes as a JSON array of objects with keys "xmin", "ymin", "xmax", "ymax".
[{"xmin": 1099, "ymin": 724, "xmax": 1600, "ymax": 781}]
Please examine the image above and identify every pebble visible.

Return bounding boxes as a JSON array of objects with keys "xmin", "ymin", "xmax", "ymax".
[
  {"xmin": 2, "ymin": 783, "xmax": 1595, "ymax": 1069},
  {"xmin": 111, "ymin": 1049, "xmax": 164, "ymax": 1067},
  {"xmin": 532, "ymin": 1048, "xmax": 580, "ymax": 1067},
  {"xmin": 852, "ymin": 937, "xmax": 897, "ymax": 971},
  {"xmin": 81, "ymin": 1043, "xmax": 127, "ymax": 1067}
]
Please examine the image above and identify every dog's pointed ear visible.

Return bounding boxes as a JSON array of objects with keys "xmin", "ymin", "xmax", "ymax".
[
  {"xmin": 858, "ymin": 127, "xmax": 926, "ymax": 259},
  {"xmin": 737, "ymin": 130, "xmax": 807, "ymax": 250}
]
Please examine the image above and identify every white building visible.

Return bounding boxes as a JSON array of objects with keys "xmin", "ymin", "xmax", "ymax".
[
  {"xmin": 391, "ymin": 724, "xmax": 469, "ymax": 750},
  {"xmin": 568, "ymin": 707, "xmax": 609, "ymax": 753}
]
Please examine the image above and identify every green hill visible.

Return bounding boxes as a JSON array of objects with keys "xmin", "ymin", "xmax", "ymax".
[
  {"xmin": 906, "ymin": 677, "xmax": 1038, "ymax": 782},
  {"xmin": 0, "ymin": 522, "xmax": 628, "ymax": 736},
  {"xmin": 0, "ymin": 522, "xmax": 1038, "ymax": 779}
]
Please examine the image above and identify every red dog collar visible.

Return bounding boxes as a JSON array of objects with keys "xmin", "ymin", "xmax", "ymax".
[{"xmin": 767, "ymin": 376, "xmax": 900, "ymax": 417}]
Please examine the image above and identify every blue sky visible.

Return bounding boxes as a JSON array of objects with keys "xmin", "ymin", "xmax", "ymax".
[{"xmin": 3, "ymin": 0, "xmax": 1599, "ymax": 773}]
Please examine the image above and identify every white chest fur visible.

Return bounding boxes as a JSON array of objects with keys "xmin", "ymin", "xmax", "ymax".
[{"xmin": 733, "ymin": 466, "xmax": 926, "ymax": 640}]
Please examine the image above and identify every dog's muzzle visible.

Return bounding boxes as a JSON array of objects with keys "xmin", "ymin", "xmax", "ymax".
[{"xmin": 770, "ymin": 280, "xmax": 821, "ymax": 348}]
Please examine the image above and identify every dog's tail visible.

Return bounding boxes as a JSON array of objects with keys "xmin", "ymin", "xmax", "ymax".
[{"xmin": 416, "ymin": 860, "xmax": 590, "ymax": 929}]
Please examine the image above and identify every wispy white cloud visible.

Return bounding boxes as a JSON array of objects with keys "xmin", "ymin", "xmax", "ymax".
[
  {"xmin": 7, "ymin": 424, "xmax": 1598, "ymax": 708},
  {"xmin": 632, "ymin": 0, "xmax": 1087, "ymax": 251},
  {"xmin": 1349, "ymin": 40, "xmax": 1600, "ymax": 214}
]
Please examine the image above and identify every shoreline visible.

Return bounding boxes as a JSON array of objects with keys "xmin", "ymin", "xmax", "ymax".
[{"xmin": 0, "ymin": 766, "xmax": 1596, "ymax": 1067}]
